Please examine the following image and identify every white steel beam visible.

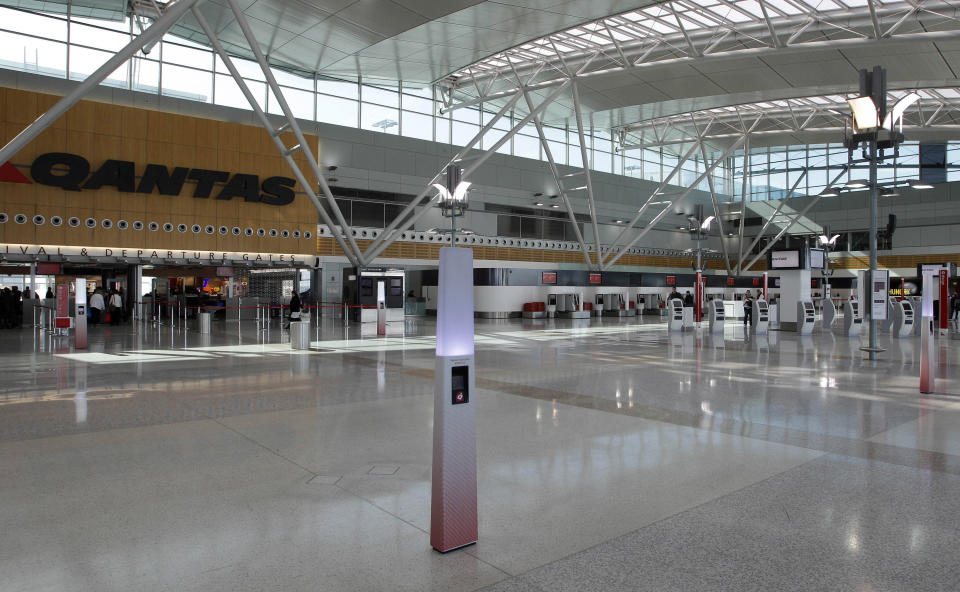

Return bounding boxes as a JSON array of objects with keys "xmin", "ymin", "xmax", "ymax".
[
  {"xmin": 699, "ymin": 143, "xmax": 732, "ymax": 273},
  {"xmin": 602, "ymin": 135, "xmax": 748, "ymax": 270},
  {"xmin": 362, "ymin": 82, "xmax": 571, "ymax": 263},
  {"xmin": 735, "ymin": 169, "xmax": 809, "ymax": 271},
  {"xmin": 570, "ymin": 82, "xmax": 604, "ymax": 268},
  {"xmin": 360, "ymin": 90, "xmax": 525, "ymax": 261},
  {"xmin": 523, "ymin": 90, "xmax": 593, "ymax": 267},
  {"xmin": 0, "ymin": 0, "xmax": 200, "ymax": 166},
  {"xmin": 191, "ymin": 8, "xmax": 359, "ymax": 266},
  {"xmin": 739, "ymin": 166, "xmax": 850, "ymax": 272},
  {"xmin": 224, "ymin": 0, "xmax": 363, "ymax": 265}
]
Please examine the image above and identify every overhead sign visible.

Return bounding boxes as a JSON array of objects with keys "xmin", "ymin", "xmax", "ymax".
[
  {"xmin": 588, "ymin": 273, "xmax": 601, "ymax": 284},
  {"xmin": 665, "ymin": 275, "xmax": 676, "ymax": 286},
  {"xmin": 541, "ymin": 271, "xmax": 557, "ymax": 284},
  {"xmin": 16, "ymin": 152, "xmax": 297, "ymax": 206},
  {"xmin": 2, "ymin": 243, "xmax": 308, "ymax": 264},
  {"xmin": 726, "ymin": 277, "xmax": 735, "ymax": 286}
]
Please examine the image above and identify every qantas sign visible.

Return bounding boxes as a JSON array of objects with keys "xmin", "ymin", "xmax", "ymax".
[{"xmin": 2, "ymin": 152, "xmax": 297, "ymax": 206}]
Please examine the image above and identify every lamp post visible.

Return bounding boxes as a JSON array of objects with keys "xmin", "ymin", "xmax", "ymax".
[
  {"xmin": 844, "ymin": 66, "xmax": 916, "ymax": 360},
  {"xmin": 687, "ymin": 204, "xmax": 716, "ymax": 325}
]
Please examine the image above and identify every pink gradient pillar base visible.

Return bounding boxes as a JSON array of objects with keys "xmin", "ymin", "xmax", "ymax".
[{"xmin": 431, "ymin": 247, "xmax": 478, "ymax": 552}]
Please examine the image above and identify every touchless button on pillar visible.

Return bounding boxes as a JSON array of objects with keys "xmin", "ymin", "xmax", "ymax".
[{"xmin": 451, "ymin": 365, "xmax": 469, "ymax": 405}]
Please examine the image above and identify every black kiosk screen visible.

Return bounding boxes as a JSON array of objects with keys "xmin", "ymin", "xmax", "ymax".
[{"xmin": 451, "ymin": 365, "xmax": 469, "ymax": 405}]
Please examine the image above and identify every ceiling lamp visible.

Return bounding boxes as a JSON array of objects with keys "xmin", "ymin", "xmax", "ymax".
[
  {"xmin": 819, "ymin": 188, "xmax": 840, "ymax": 197},
  {"xmin": 843, "ymin": 179, "xmax": 869, "ymax": 190},
  {"xmin": 908, "ymin": 179, "xmax": 934, "ymax": 189}
]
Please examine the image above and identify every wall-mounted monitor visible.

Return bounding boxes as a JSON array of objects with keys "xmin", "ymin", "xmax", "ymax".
[
  {"xmin": 809, "ymin": 248, "xmax": 825, "ymax": 269},
  {"xmin": 769, "ymin": 250, "xmax": 803, "ymax": 269}
]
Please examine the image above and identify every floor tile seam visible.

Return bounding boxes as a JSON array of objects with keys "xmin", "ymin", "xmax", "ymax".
[
  {"xmin": 185, "ymin": 407, "xmax": 319, "ymax": 478},
  {"xmin": 487, "ymin": 453, "xmax": 832, "ymax": 588}
]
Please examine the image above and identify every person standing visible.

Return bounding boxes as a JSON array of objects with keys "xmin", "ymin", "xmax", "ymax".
[
  {"xmin": 45, "ymin": 287, "xmax": 54, "ymax": 299},
  {"xmin": 286, "ymin": 292, "xmax": 302, "ymax": 329},
  {"xmin": 89, "ymin": 288, "xmax": 105, "ymax": 325},
  {"xmin": 683, "ymin": 290, "xmax": 694, "ymax": 307},
  {"xmin": 743, "ymin": 290, "xmax": 754, "ymax": 326},
  {"xmin": 108, "ymin": 290, "xmax": 123, "ymax": 326}
]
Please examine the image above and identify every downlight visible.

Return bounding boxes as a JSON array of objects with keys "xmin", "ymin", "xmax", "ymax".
[
  {"xmin": 51, "ymin": 216, "xmax": 63, "ymax": 227},
  {"xmin": 133, "ymin": 221, "xmax": 144, "ymax": 230}
]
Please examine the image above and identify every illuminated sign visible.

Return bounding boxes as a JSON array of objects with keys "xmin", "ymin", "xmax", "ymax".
[
  {"xmin": 21, "ymin": 152, "xmax": 296, "ymax": 206},
  {"xmin": 541, "ymin": 272, "xmax": 557, "ymax": 284},
  {"xmin": 726, "ymin": 277, "xmax": 735, "ymax": 286},
  {"xmin": 666, "ymin": 275, "xmax": 676, "ymax": 286},
  {"xmin": 588, "ymin": 273, "xmax": 601, "ymax": 284}
]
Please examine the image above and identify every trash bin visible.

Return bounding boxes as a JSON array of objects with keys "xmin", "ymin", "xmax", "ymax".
[
  {"xmin": 198, "ymin": 311, "xmax": 211, "ymax": 334},
  {"xmin": 290, "ymin": 321, "xmax": 310, "ymax": 350}
]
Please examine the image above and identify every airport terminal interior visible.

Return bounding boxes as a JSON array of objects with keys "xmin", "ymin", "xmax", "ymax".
[{"xmin": 2, "ymin": 0, "xmax": 960, "ymax": 590}]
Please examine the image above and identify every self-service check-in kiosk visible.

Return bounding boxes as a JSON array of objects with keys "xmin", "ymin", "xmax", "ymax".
[
  {"xmin": 821, "ymin": 298, "xmax": 837, "ymax": 329},
  {"xmin": 891, "ymin": 299, "xmax": 914, "ymax": 338},
  {"xmin": 547, "ymin": 294, "xmax": 557, "ymax": 318},
  {"xmin": 708, "ymin": 299, "xmax": 725, "ymax": 333},
  {"xmin": 667, "ymin": 298, "xmax": 684, "ymax": 332},
  {"xmin": 752, "ymin": 299, "xmax": 769, "ymax": 334},
  {"xmin": 842, "ymin": 300, "xmax": 862, "ymax": 336},
  {"xmin": 797, "ymin": 301, "xmax": 816, "ymax": 335},
  {"xmin": 879, "ymin": 297, "xmax": 895, "ymax": 333}
]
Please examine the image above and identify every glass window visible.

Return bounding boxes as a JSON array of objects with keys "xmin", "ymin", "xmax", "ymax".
[
  {"xmin": 131, "ymin": 57, "xmax": 159, "ymax": 94},
  {"xmin": 70, "ymin": 45, "xmax": 126, "ymax": 87},
  {"xmin": 593, "ymin": 150, "xmax": 612, "ymax": 174},
  {"xmin": 317, "ymin": 95, "xmax": 357, "ymax": 128},
  {"xmin": 453, "ymin": 106, "xmax": 479, "ymax": 124},
  {"xmin": 363, "ymin": 82, "xmax": 398, "ymax": 107},
  {"xmin": 71, "ymin": 21, "xmax": 129, "ymax": 51},
  {"xmin": 162, "ymin": 64, "xmax": 211, "ymax": 102},
  {"xmin": 401, "ymin": 110, "xmax": 432, "ymax": 141},
  {"xmin": 514, "ymin": 134, "xmax": 539, "ymax": 160},
  {"xmin": 272, "ymin": 68, "xmax": 313, "ymax": 91},
  {"xmin": 362, "ymin": 103, "xmax": 398, "ymax": 134},
  {"xmin": 5, "ymin": 9, "xmax": 67, "ymax": 41},
  {"xmin": 402, "ymin": 87, "xmax": 433, "ymax": 114},
  {"xmin": 268, "ymin": 86, "xmax": 313, "ymax": 120},
  {"xmin": 547, "ymin": 140, "xmax": 566, "ymax": 165},
  {"xmin": 481, "ymin": 127, "xmax": 508, "ymax": 152},
  {"xmin": 0, "ymin": 32, "xmax": 66, "ymax": 76},
  {"xmin": 318, "ymin": 76, "xmax": 358, "ymax": 100},
  {"xmin": 215, "ymin": 74, "xmax": 265, "ymax": 110},
  {"xmin": 215, "ymin": 55, "xmax": 265, "ymax": 81},
  {"xmin": 435, "ymin": 112, "xmax": 451, "ymax": 144},
  {"xmin": 452, "ymin": 120, "xmax": 479, "ymax": 146},
  {"xmin": 161, "ymin": 41, "xmax": 211, "ymax": 69}
]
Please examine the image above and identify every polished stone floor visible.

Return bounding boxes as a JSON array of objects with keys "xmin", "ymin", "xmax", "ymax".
[{"xmin": 2, "ymin": 315, "xmax": 959, "ymax": 591}]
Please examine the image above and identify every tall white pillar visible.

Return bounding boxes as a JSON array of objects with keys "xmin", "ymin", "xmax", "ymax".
[
  {"xmin": 431, "ymin": 246, "xmax": 478, "ymax": 553},
  {"xmin": 779, "ymin": 269, "xmax": 811, "ymax": 331}
]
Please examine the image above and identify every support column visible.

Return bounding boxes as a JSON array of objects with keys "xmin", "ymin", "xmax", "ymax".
[{"xmin": 779, "ymin": 269, "xmax": 811, "ymax": 331}]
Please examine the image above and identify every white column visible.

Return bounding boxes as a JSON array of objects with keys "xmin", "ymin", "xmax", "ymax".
[{"xmin": 779, "ymin": 269, "xmax": 811, "ymax": 331}]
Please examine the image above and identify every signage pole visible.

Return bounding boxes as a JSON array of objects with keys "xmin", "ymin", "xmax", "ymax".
[
  {"xmin": 431, "ymin": 246, "xmax": 478, "ymax": 553},
  {"xmin": 939, "ymin": 268, "xmax": 948, "ymax": 336},
  {"xmin": 921, "ymin": 272, "xmax": 935, "ymax": 393},
  {"xmin": 74, "ymin": 278, "xmax": 87, "ymax": 349}
]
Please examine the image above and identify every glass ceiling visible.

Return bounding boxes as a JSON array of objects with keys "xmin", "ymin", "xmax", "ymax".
[{"xmin": 447, "ymin": 0, "xmax": 960, "ymax": 86}]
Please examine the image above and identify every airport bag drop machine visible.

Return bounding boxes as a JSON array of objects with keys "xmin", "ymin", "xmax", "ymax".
[
  {"xmin": 797, "ymin": 301, "xmax": 816, "ymax": 335},
  {"xmin": 822, "ymin": 298, "xmax": 837, "ymax": 329},
  {"xmin": 752, "ymin": 299, "xmax": 769, "ymax": 335},
  {"xmin": 707, "ymin": 299, "xmax": 725, "ymax": 333},
  {"xmin": 891, "ymin": 299, "xmax": 914, "ymax": 338},
  {"xmin": 842, "ymin": 300, "xmax": 862, "ymax": 336},
  {"xmin": 667, "ymin": 298, "xmax": 684, "ymax": 332},
  {"xmin": 880, "ymin": 297, "xmax": 896, "ymax": 333}
]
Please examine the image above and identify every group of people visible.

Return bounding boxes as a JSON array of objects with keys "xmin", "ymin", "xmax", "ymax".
[
  {"xmin": 0, "ymin": 286, "xmax": 30, "ymax": 328},
  {"xmin": 87, "ymin": 287, "xmax": 125, "ymax": 325}
]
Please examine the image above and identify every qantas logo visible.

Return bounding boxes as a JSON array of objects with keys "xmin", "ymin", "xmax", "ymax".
[
  {"xmin": 0, "ymin": 161, "xmax": 31, "ymax": 184},
  {"xmin": 1, "ymin": 153, "xmax": 296, "ymax": 206}
]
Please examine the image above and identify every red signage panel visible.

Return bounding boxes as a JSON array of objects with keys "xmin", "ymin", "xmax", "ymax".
[
  {"xmin": 56, "ymin": 284, "xmax": 68, "ymax": 317},
  {"xmin": 541, "ymin": 271, "xmax": 557, "ymax": 284},
  {"xmin": 588, "ymin": 273, "xmax": 601, "ymax": 284},
  {"xmin": 752, "ymin": 277, "xmax": 760, "ymax": 287},
  {"xmin": 36, "ymin": 263, "xmax": 61, "ymax": 275},
  {"xmin": 665, "ymin": 275, "xmax": 676, "ymax": 286},
  {"xmin": 726, "ymin": 277, "xmax": 735, "ymax": 286}
]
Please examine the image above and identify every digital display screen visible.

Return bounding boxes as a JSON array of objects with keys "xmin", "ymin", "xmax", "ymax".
[
  {"xmin": 770, "ymin": 250, "xmax": 801, "ymax": 268},
  {"xmin": 809, "ymin": 249, "xmax": 825, "ymax": 269}
]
